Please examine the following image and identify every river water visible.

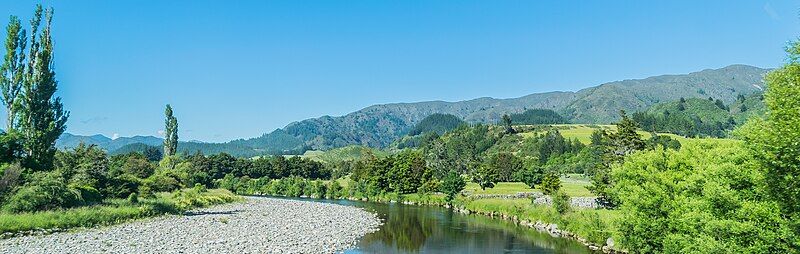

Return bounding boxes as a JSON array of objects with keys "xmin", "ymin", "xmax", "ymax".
[{"xmin": 304, "ymin": 199, "xmax": 592, "ymax": 254}]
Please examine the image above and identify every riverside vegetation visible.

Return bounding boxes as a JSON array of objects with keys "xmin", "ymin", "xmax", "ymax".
[
  {"xmin": 0, "ymin": 5, "xmax": 243, "ymax": 236},
  {"xmin": 1, "ymin": 4, "xmax": 799, "ymax": 254}
]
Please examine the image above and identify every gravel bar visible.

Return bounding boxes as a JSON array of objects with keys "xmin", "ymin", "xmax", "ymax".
[{"xmin": 0, "ymin": 197, "xmax": 381, "ymax": 254}]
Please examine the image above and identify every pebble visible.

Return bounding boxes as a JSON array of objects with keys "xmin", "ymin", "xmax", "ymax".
[{"xmin": 0, "ymin": 197, "xmax": 381, "ymax": 254}]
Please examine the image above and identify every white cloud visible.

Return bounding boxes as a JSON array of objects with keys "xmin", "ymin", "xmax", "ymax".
[
  {"xmin": 111, "ymin": 133, "xmax": 120, "ymax": 140},
  {"xmin": 764, "ymin": 3, "xmax": 780, "ymax": 20},
  {"xmin": 157, "ymin": 130, "xmax": 165, "ymax": 136}
]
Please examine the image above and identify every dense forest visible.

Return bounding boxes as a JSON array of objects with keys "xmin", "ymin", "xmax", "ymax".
[
  {"xmin": 631, "ymin": 94, "xmax": 764, "ymax": 137},
  {"xmin": 508, "ymin": 109, "xmax": 568, "ymax": 125}
]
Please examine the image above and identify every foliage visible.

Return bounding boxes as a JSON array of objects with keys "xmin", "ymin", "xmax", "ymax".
[
  {"xmin": 501, "ymin": 114, "xmax": 515, "ymax": 134},
  {"xmin": 409, "ymin": 113, "xmax": 465, "ymax": 136},
  {"xmin": 508, "ymin": 109, "xmax": 568, "ymax": 125},
  {"xmin": 0, "ymin": 188, "xmax": 239, "ymax": 234},
  {"xmin": 540, "ymin": 172, "xmax": 561, "ymax": 195},
  {"xmin": 17, "ymin": 6, "xmax": 69, "ymax": 171},
  {"xmin": 738, "ymin": 40, "xmax": 800, "ymax": 238},
  {"xmin": 3, "ymin": 171, "xmax": 80, "ymax": 212},
  {"xmin": 610, "ymin": 141, "xmax": 797, "ymax": 253},
  {"xmin": 552, "ymin": 190, "xmax": 570, "ymax": 214},
  {"xmin": 632, "ymin": 95, "xmax": 764, "ymax": 138},
  {"xmin": 588, "ymin": 111, "xmax": 646, "ymax": 206},
  {"xmin": 441, "ymin": 170, "xmax": 465, "ymax": 203},
  {"xmin": 485, "ymin": 152, "xmax": 523, "ymax": 182},
  {"xmin": 519, "ymin": 166, "xmax": 544, "ymax": 189},
  {"xmin": 163, "ymin": 104, "xmax": 178, "ymax": 156},
  {"xmin": 0, "ymin": 130, "xmax": 23, "ymax": 164},
  {"xmin": 472, "ymin": 164, "xmax": 498, "ymax": 190}
]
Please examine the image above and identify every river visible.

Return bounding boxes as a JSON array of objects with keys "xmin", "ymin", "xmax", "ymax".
[{"xmin": 302, "ymin": 198, "xmax": 592, "ymax": 254}]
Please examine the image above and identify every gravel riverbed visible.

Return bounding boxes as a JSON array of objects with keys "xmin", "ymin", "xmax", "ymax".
[{"xmin": 0, "ymin": 197, "xmax": 382, "ymax": 254}]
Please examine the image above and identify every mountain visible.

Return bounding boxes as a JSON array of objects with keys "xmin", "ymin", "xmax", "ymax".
[
  {"xmin": 57, "ymin": 64, "xmax": 770, "ymax": 156},
  {"xmin": 57, "ymin": 133, "xmax": 163, "ymax": 151},
  {"xmin": 242, "ymin": 64, "xmax": 768, "ymax": 150}
]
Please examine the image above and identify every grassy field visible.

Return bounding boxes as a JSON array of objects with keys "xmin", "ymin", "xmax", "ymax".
[
  {"xmin": 517, "ymin": 124, "xmax": 691, "ymax": 144},
  {"xmin": 291, "ymin": 145, "xmax": 389, "ymax": 163},
  {"xmin": 0, "ymin": 188, "xmax": 241, "ymax": 234},
  {"xmin": 464, "ymin": 178, "xmax": 593, "ymax": 197}
]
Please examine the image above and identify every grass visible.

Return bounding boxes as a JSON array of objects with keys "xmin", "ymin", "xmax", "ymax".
[
  {"xmin": 463, "ymin": 197, "xmax": 621, "ymax": 245},
  {"xmin": 292, "ymin": 145, "xmax": 389, "ymax": 163},
  {"xmin": 464, "ymin": 180, "xmax": 593, "ymax": 197},
  {"xmin": 517, "ymin": 124, "xmax": 691, "ymax": 144},
  {"xmin": 0, "ymin": 188, "xmax": 241, "ymax": 234}
]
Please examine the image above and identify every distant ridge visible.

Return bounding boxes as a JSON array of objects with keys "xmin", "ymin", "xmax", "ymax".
[{"xmin": 58, "ymin": 64, "xmax": 770, "ymax": 157}]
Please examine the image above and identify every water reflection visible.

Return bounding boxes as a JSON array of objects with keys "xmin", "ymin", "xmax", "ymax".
[{"xmin": 315, "ymin": 200, "xmax": 592, "ymax": 254}]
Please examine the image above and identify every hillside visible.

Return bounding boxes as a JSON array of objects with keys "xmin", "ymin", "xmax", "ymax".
[
  {"xmin": 243, "ymin": 64, "xmax": 767, "ymax": 150},
  {"xmin": 58, "ymin": 65, "xmax": 769, "ymax": 156},
  {"xmin": 633, "ymin": 94, "xmax": 765, "ymax": 137}
]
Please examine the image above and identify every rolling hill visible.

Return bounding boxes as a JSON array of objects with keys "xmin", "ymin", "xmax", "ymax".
[
  {"xmin": 241, "ymin": 64, "xmax": 767, "ymax": 150},
  {"xmin": 58, "ymin": 64, "xmax": 769, "ymax": 156}
]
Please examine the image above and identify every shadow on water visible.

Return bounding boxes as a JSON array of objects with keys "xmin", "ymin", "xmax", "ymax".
[{"xmin": 283, "ymin": 197, "xmax": 591, "ymax": 254}]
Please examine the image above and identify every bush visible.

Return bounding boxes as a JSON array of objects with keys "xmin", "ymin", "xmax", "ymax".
[
  {"xmin": 3, "ymin": 172, "xmax": 81, "ymax": 213},
  {"xmin": 552, "ymin": 190, "xmax": 570, "ymax": 214},
  {"xmin": 141, "ymin": 173, "xmax": 182, "ymax": 194},
  {"xmin": 540, "ymin": 172, "xmax": 561, "ymax": 195},
  {"xmin": 104, "ymin": 173, "xmax": 140, "ymax": 199},
  {"xmin": 128, "ymin": 192, "xmax": 139, "ymax": 204},
  {"xmin": 69, "ymin": 184, "xmax": 103, "ymax": 205}
]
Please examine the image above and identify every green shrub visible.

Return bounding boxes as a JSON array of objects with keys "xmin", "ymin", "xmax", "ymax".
[
  {"xmin": 127, "ymin": 192, "xmax": 139, "ymax": 204},
  {"xmin": 70, "ymin": 184, "xmax": 103, "ymax": 205},
  {"xmin": 104, "ymin": 173, "xmax": 140, "ymax": 198},
  {"xmin": 3, "ymin": 172, "xmax": 81, "ymax": 213},
  {"xmin": 552, "ymin": 190, "xmax": 570, "ymax": 214},
  {"xmin": 142, "ymin": 173, "xmax": 182, "ymax": 194},
  {"xmin": 540, "ymin": 172, "xmax": 561, "ymax": 195}
]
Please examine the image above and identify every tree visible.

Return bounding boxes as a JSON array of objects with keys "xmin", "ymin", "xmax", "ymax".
[
  {"xmin": 540, "ymin": 172, "xmax": 561, "ymax": 195},
  {"xmin": 142, "ymin": 146, "xmax": 163, "ymax": 161},
  {"xmin": 472, "ymin": 163, "xmax": 498, "ymax": 190},
  {"xmin": 610, "ymin": 141, "xmax": 796, "ymax": 253},
  {"xmin": 501, "ymin": 114, "xmax": 515, "ymax": 134},
  {"xmin": 441, "ymin": 170, "xmax": 465, "ymax": 203},
  {"xmin": 0, "ymin": 15, "xmax": 26, "ymax": 131},
  {"xmin": 18, "ymin": 6, "xmax": 68, "ymax": 171},
  {"xmin": 163, "ymin": 104, "xmax": 178, "ymax": 156},
  {"xmin": 519, "ymin": 165, "xmax": 544, "ymax": 189},
  {"xmin": 588, "ymin": 110, "xmax": 645, "ymax": 206},
  {"xmin": 486, "ymin": 152, "xmax": 523, "ymax": 182},
  {"xmin": 740, "ymin": 38, "xmax": 800, "ymax": 236}
]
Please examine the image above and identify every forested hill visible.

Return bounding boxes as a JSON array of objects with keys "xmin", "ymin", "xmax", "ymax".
[
  {"xmin": 243, "ymin": 64, "xmax": 767, "ymax": 150},
  {"xmin": 58, "ymin": 64, "xmax": 769, "ymax": 156}
]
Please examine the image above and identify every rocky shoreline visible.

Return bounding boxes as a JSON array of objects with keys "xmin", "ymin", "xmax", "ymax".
[{"xmin": 0, "ymin": 197, "xmax": 381, "ymax": 254}]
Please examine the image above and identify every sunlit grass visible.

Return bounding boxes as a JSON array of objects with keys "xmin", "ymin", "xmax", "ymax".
[{"xmin": 0, "ymin": 188, "xmax": 240, "ymax": 234}]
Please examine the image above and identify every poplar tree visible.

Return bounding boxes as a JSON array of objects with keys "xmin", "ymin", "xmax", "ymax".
[
  {"xmin": 18, "ymin": 6, "xmax": 68, "ymax": 170},
  {"xmin": 163, "ymin": 104, "xmax": 178, "ymax": 156},
  {"xmin": 0, "ymin": 15, "xmax": 26, "ymax": 131}
]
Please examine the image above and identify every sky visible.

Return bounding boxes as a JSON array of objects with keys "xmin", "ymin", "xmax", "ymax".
[{"xmin": 1, "ymin": 1, "xmax": 799, "ymax": 142}]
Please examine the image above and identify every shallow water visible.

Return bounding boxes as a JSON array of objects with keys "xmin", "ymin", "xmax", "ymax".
[{"xmin": 301, "ymin": 198, "xmax": 592, "ymax": 254}]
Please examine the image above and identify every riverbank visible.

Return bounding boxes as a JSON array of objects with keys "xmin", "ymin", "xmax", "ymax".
[
  {"xmin": 0, "ymin": 197, "xmax": 381, "ymax": 254},
  {"xmin": 0, "ymin": 188, "xmax": 241, "ymax": 237}
]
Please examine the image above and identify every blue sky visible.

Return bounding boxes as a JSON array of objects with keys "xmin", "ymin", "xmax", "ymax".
[{"xmin": 1, "ymin": 1, "xmax": 798, "ymax": 142}]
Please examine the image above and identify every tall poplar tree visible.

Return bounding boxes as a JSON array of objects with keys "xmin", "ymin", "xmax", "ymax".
[
  {"xmin": 0, "ymin": 15, "xmax": 26, "ymax": 131},
  {"xmin": 163, "ymin": 104, "xmax": 178, "ymax": 156},
  {"xmin": 18, "ymin": 6, "xmax": 68, "ymax": 170}
]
